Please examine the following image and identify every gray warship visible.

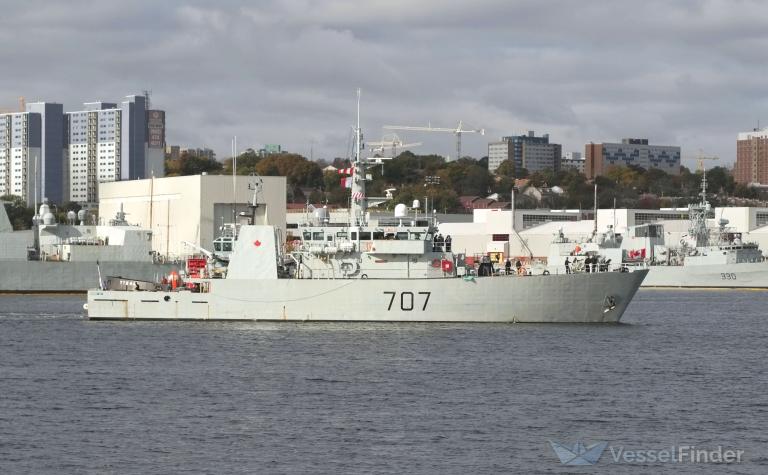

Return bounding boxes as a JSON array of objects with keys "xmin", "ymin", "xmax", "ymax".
[
  {"xmin": 85, "ymin": 92, "xmax": 647, "ymax": 322},
  {"xmin": 0, "ymin": 201, "xmax": 176, "ymax": 292},
  {"xmin": 545, "ymin": 172, "xmax": 768, "ymax": 288}
]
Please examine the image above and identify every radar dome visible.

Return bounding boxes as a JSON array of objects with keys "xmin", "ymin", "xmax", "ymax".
[
  {"xmin": 313, "ymin": 207, "xmax": 329, "ymax": 223},
  {"xmin": 66, "ymin": 210, "xmax": 76, "ymax": 224},
  {"xmin": 394, "ymin": 203, "xmax": 408, "ymax": 218},
  {"xmin": 77, "ymin": 209, "xmax": 87, "ymax": 221},
  {"xmin": 412, "ymin": 199, "xmax": 421, "ymax": 209},
  {"xmin": 39, "ymin": 203, "xmax": 50, "ymax": 217},
  {"xmin": 42, "ymin": 212, "xmax": 55, "ymax": 225},
  {"xmin": 551, "ymin": 186, "xmax": 564, "ymax": 194}
]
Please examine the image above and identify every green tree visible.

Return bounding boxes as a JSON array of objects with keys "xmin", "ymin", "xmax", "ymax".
[
  {"xmin": 166, "ymin": 150, "xmax": 224, "ymax": 176},
  {"xmin": 1, "ymin": 194, "xmax": 34, "ymax": 230}
]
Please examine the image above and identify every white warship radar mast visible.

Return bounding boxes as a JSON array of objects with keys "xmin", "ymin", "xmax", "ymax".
[{"xmin": 350, "ymin": 88, "xmax": 367, "ymax": 226}]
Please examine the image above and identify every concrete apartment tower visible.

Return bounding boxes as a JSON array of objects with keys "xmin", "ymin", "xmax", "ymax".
[
  {"xmin": 0, "ymin": 102, "xmax": 65, "ymax": 206},
  {"xmin": 66, "ymin": 102, "xmax": 121, "ymax": 204},
  {"xmin": 120, "ymin": 94, "xmax": 147, "ymax": 181},
  {"xmin": 66, "ymin": 94, "xmax": 164, "ymax": 205},
  {"xmin": 734, "ymin": 128, "xmax": 768, "ymax": 186}
]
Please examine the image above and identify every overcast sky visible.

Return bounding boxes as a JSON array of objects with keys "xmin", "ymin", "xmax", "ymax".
[{"xmin": 1, "ymin": 0, "xmax": 766, "ymax": 167}]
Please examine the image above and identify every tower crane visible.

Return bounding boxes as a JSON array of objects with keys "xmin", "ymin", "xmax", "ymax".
[
  {"xmin": 695, "ymin": 149, "xmax": 719, "ymax": 172},
  {"xmin": 367, "ymin": 133, "xmax": 422, "ymax": 156},
  {"xmin": 383, "ymin": 121, "xmax": 484, "ymax": 161}
]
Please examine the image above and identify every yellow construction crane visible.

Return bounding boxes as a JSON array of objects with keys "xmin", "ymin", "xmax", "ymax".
[
  {"xmin": 696, "ymin": 148, "xmax": 719, "ymax": 172},
  {"xmin": 0, "ymin": 96, "xmax": 26, "ymax": 114},
  {"xmin": 367, "ymin": 133, "xmax": 422, "ymax": 156},
  {"xmin": 383, "ymin": 121, "xmax": 484, "ymax": 161}
]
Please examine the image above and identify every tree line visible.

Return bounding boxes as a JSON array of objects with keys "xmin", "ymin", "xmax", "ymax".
[
  {"xmin": 2, "ymin": 149, "xmax": 763, "ymax": 230},
  {"xmin": 166, "ymin": 148, "xmax": 765, "ymax": 211}
]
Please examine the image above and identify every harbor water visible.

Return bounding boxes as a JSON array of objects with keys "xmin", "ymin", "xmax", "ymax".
[{"xmin": 1, "ymin": 290, "xmax": 766, "ymax": 474}]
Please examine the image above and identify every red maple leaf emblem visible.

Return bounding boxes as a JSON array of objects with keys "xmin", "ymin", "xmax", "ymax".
[{"xmin": 253, "ymin": 240, "xmax": 262, "ymax": 247}]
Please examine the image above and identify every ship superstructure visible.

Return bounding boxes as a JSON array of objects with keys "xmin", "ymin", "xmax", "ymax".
[{"xmin": 0, "ymin": 201, "xmax": 176, "ymax": 292}]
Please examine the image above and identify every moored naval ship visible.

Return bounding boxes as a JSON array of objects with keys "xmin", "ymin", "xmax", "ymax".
[
  {"xmin": 545, "ymin": 173, "xmax": 768, "ymax": 288},
  {"xmin": 0, "ymin": 201, "xmax": 177, "ymax": 293},
  {"xmin": 85, "ymin": 92, "xmax": 647, "ymax": 322}
]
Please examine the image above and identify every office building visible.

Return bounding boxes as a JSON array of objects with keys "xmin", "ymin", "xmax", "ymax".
[
  {"xmin": 734, "ymin": 128, "xmax": 768, "ymax": 186},
  {"xmin": 0, "ymin": 102, "xmax": 65, "ymax": 206},
  {"xmin": 560, "ymin": 152, "xmax": 585, "ymax": 173},
  {"xmin": 165, "ymin": 146, "xmax": 216, "ymax": 162},
  {"xmin": 488, "ymin": 131, "xmax": 560, "ymax": 174},
  {"xmin": 585, "ymin": 138, "xmax": 680, "ymax": 179}
]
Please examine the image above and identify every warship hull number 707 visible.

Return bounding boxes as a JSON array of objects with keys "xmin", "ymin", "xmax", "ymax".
[{"xmin": 86, "ymin": 91, "xmax": 647, "ymax": 323}]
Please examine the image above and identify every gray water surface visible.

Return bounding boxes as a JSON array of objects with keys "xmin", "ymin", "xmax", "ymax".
[{"xmin": 1, "ymin": 290, "xmax": 766, "ymax": 474}]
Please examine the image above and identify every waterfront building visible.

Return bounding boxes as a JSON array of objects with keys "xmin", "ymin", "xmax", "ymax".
[
  {"xmin": 585, "ymin": 138, "xmax": 680, "ymax": 179},
  {"xmin": 0, "ymin": 103, "xmax": 65, "ymax": 206},
  {"xmin": 98, "ymin": 174, "xmax": 286, "ymax": 258},
  {"xmin": 488, "ymin": 131, "xmax": 561, "ymax": 174},
  {"xmin": 734, "ymin": 128, "xmax": 768, "ymax": 186}
]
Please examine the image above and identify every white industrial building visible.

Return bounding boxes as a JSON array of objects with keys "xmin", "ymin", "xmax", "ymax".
[
  {"xmin": 438, "ymin": 207, "xmax": 768, "ymax": 260},
  {"xmin": 98, "ymin": 174, "xmax": 286, "ymax": 259}
]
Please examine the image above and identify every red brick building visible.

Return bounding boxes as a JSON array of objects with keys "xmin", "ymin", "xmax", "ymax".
[{"xmin": 734, "ymin": 129, "xmax": 768, "ymax": 185}]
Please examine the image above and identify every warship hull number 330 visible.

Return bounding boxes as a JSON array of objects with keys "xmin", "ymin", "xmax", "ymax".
[{"xmin": 86, "ymin": 91, "xmax": 647, "ymax": 323}]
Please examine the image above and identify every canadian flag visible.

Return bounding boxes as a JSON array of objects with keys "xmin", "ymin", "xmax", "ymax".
[
  {"xmin": 340, "ymin": 177, "xmax": 352, "ymax": 189},
  {"xmin": 337, "ymin": 167, "xmax": 353, "ymax": 175}
]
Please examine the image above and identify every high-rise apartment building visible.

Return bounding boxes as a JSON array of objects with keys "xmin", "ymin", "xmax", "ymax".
[
  {"xmin": 585, "ymin": 138, "xmax": 680, "ymax": 179},
  {"xmin": 0, "ymin": 102, "xmax": 64, "ymax": 206},
  {"xmin": 66, "ymin": 102, "xmax": 121, "ymax": 203},
  {"xmin": 734, "ymin": 128, "xmax": 768, "ymax": 186},
  {"xmin": 488, "ymin": 131, "xmax": 560, "ymax": 174},
  {"xmin": 66, "ymin": 94, "xmax": 164, "ymax": 204}
]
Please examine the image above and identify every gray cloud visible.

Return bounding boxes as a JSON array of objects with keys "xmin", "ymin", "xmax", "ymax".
[{"xmin": 1, "ymin": 0, "xmax": 767, "ymax": 166}]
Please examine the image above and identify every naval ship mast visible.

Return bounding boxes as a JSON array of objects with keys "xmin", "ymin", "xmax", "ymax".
[
  {"xmin": 350, "ymin": 88, "xmax": 367, "ymax": 227},
  {"xmin": 687, "ymin": 167, "xmax": 711, "ymax": 248}
]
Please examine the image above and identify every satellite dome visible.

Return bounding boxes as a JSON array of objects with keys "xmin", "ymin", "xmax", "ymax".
[
  {"xmin": 551, "ymin": 186, "xmax": 564, "ymax": 195},
  {"xmin": 394, "ymin": 203, "xmax": 408, "ymax": 218},
  {"xmin": 43, "ymin": 212, "xmax": 55, "ymax": 225},
  {"xmin": 412, "ymin": 199, "xmax": 421, "ymax": 209}
]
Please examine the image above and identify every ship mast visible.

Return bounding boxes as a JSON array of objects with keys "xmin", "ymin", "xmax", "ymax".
[
  {"xmin": 688, "ymin": 166, "xmax": 710, "ymax": 247},
  {"xmin": 350, "ymin": 88, "xmax": 367, "ymax": 226}
]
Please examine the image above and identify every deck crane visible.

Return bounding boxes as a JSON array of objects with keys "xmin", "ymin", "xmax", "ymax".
[{"xmin": 383, "ymin": 121, "xmax": 484, "ymax": 161}]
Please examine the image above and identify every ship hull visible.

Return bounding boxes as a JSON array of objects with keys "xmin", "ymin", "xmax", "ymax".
[
  {"xmin": 0, "ymin": 261, "xmax": 177, "ymax": 293},
  {"xmin": 87, "ymin": 270, "xmax": 648, "ymax": 323},
  {"xmin": 640, "ymin": 262, "xmax": 768, "ymax": 289}
]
